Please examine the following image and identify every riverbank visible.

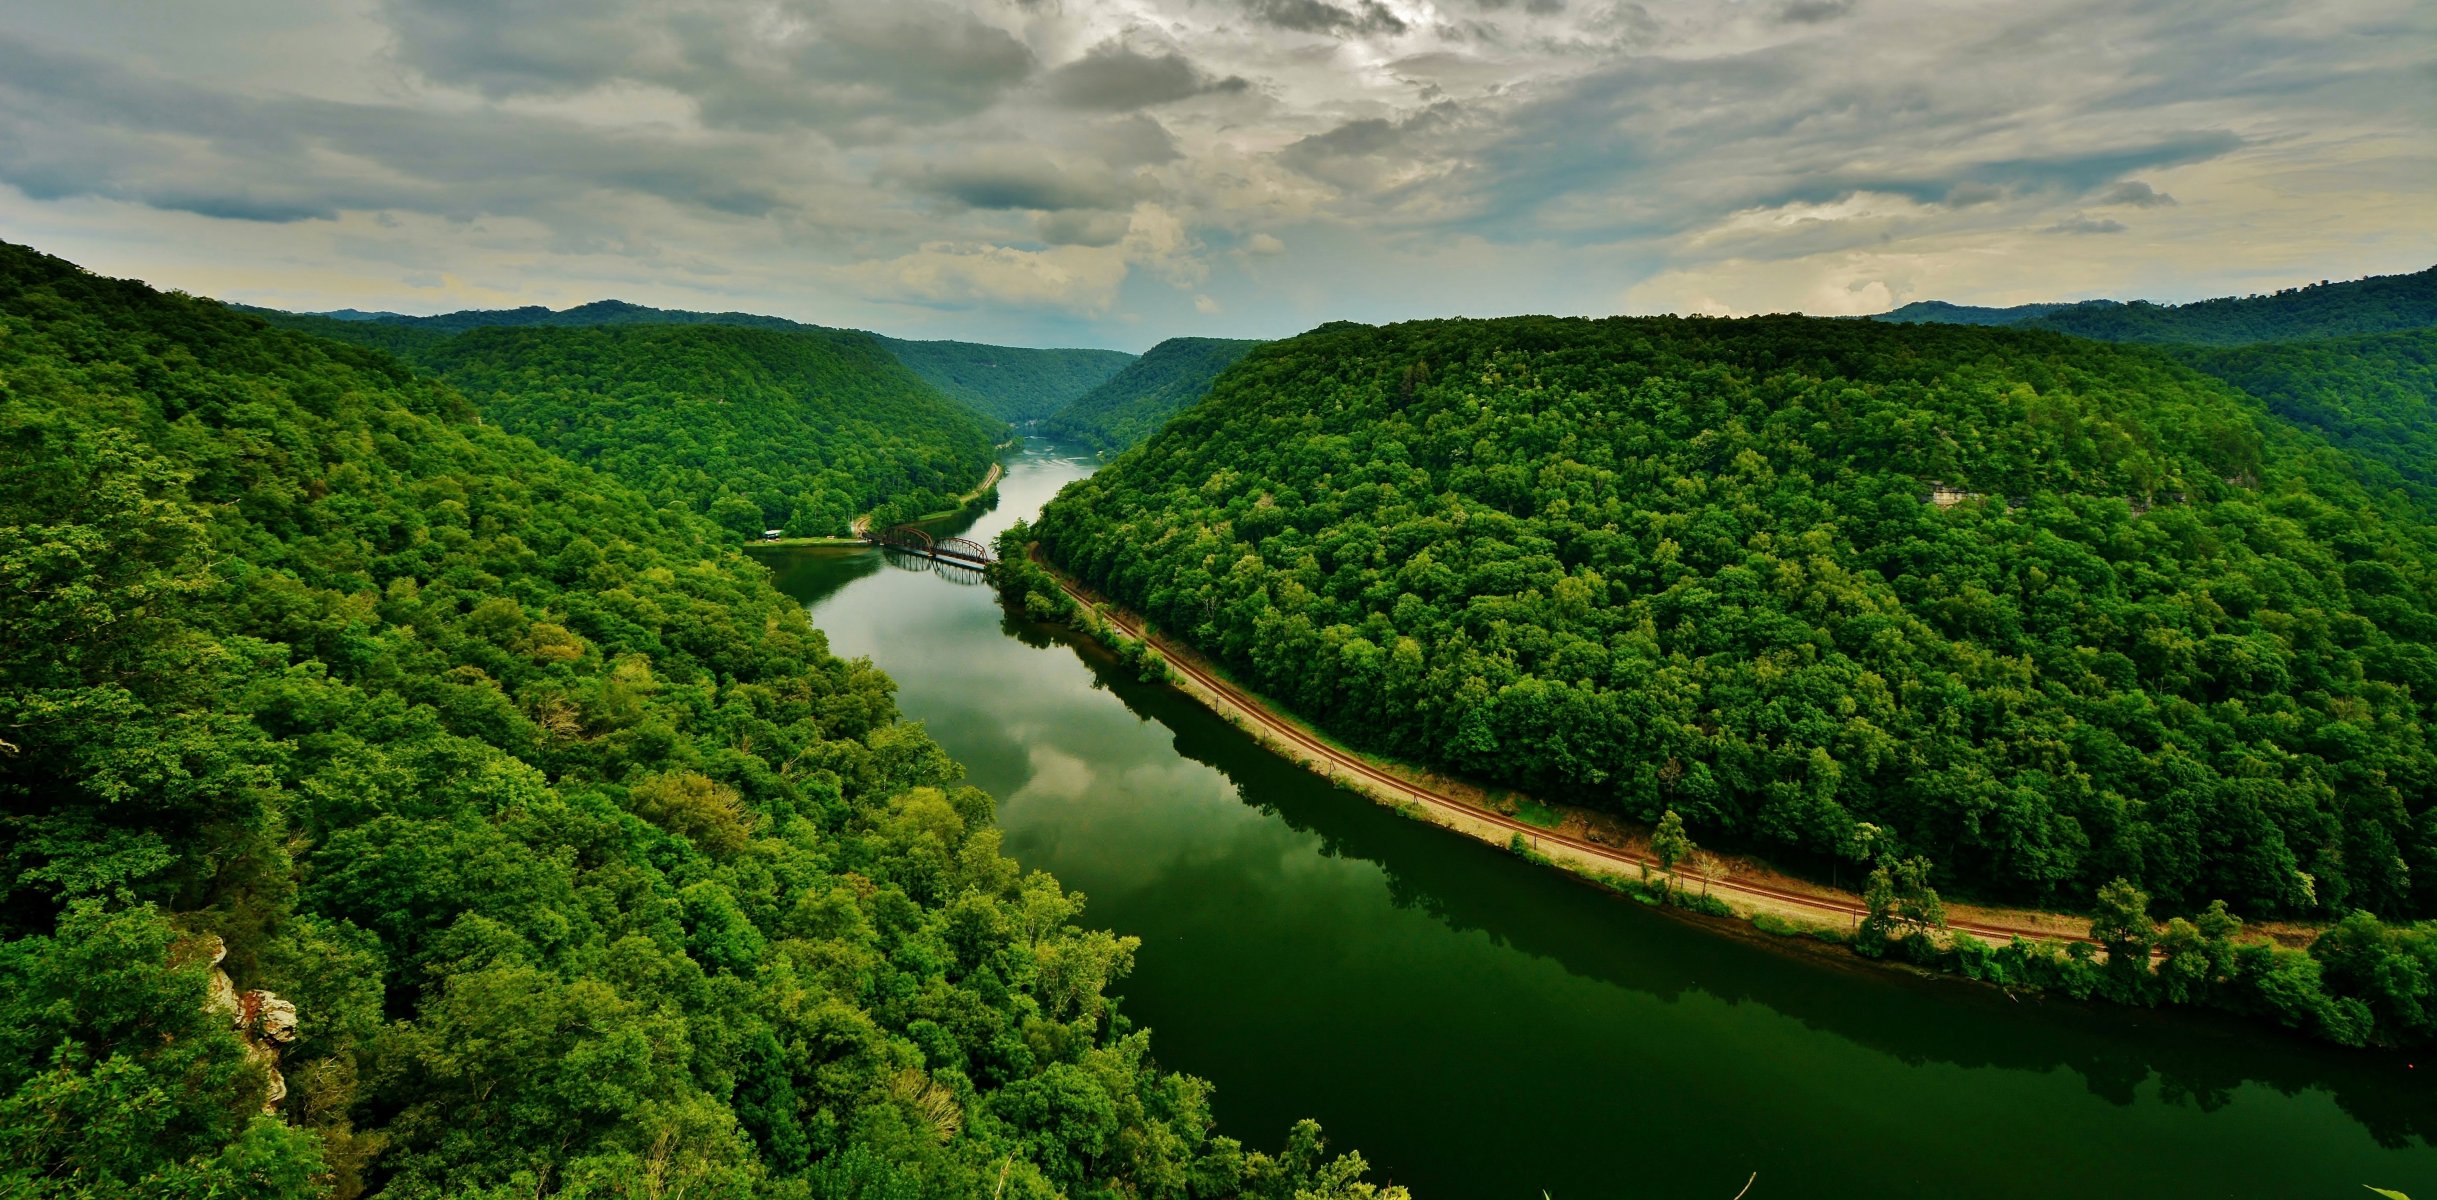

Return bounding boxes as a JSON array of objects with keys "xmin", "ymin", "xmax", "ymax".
[
  {"xmin": 1027, "ymin": 548, "xmax": 2268, "ymax": 955},
  {"xmin": 760, "ymin": 445, "xmax": 2435, "ymax": 1195},
  {"xmin": 755, "ymin": 460, "xmax": 1007, "ymax": 549}
]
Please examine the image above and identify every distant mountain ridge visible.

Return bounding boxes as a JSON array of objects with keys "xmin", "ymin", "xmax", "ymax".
[
  {"xmin": 1038, "ymin": 336, "xmax": 1267, "ymax": 454},
  {"xmin": 240, "ymin": 297, "xmax": 1137, "ymax": 421},
  {"xmin": 1872, "ymin": 300, "xmax": 2075, "ymax": 326},
  {"xmin": 1871, "ymin": 264, "xmax": 2437, "ymax": 345}
]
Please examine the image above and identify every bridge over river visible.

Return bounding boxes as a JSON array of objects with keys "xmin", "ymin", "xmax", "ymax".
[{"xmin": 859, "ymin": 523, "xmax": 995, "ymax": 569}]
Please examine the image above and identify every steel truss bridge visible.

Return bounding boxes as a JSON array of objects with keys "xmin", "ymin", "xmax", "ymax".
[{"xmin": 860, "ymin": 523, "xmax": 996, "ymax": 570}]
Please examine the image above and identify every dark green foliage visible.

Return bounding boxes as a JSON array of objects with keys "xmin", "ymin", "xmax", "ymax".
[
  {"xmin": 2018, "ymin": 266, "xmax": 2437, "ymax": 346},
  {"xmin": 1040, "ymin": 338, "xmax": 1265, "ymax": 454},
  {"xmin": 874, "ymin": 337, "xmax": 1136, "ymax": 424},
  {"xmin": 1873, "ymin": 265, "xmax": 2437, "ymax": 345},
  {"xmin": 1894, "ymin": 878, "xmax": 2436, "ymax": 1048},
  {"xmin": 0, "ymin": 243, "xmax": 1397, "ymax": 1198},
  {"xmin": 1872, "ymin": 301, "xmax": 2073, "ymax": 326},
  {"xmin": 263, "ymin": 315, "xmax": 1003, "ymax": 540},
  {"xmin": 2177, "ymin": 330, "xmax": 2437, "ymax": 498},
  {"xmin": 1034, "ymin": 315, "xmax": 2437, "ymax": 927},
  {"xmin": 246, "ymin": 298, "xmax": 1134, "ymax": 429}
]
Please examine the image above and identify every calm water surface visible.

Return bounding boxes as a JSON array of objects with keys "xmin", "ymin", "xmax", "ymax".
[{"xmin": 755, "ymin": 443, "xmax": 2434, "ymax": 1200}]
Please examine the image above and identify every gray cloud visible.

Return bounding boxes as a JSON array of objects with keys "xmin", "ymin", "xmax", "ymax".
[
  {"xmin": 2096, "ymin": 179, "xmax": 2178, "ymax": 207},
  {"xmin": 378, "ymin": 0, "xmax": 1037, "ymax": 140},
  {"xmin": 0, "ymin": 0, "xmax": 2423, "ymax": 344},
  {"xmin": 1243, "ymin": 0, "xmax": 1411, "ymax": 37},
  {"xmin": 1776, "ymin": 0, "xmax": 1856, "ymax": 23},
  {"xmin": 0, "ymin": 35, "xmax": 798, "ymax": 224},
  {"xmin": 1045, "ymin": 44, "xmax": 1248, "ymax": 110},
  {"xmin": 886, "ymin": 151, "xmax": 1145, "ymax": 212}
]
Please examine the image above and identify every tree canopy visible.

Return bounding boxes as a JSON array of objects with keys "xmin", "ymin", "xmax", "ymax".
[
  {"xmin": 263, "ymin": 315, "xmax": 1004, "ymax": 540},
  {"xmin": 874, "ymin": 337, "xmax": 1136, "ymax": 424},
  {"xmin": 1874, "ymin": 265, "xmax": 2437, "ymax": 346},
  {"xmin": 0, "ymin": 241, "xmax": 1397, "ymax": 1199},
  {"xmin": 1040, "ymin": 338, "xmax": 1267, "ymax": 454},
  {"xmin": 1033, "ymin": 314, "xmax": 2437, "ymax": 927},
  {"xmin": 2176, "ymin": 329, "xmax": 2437, "ymax": 502}
]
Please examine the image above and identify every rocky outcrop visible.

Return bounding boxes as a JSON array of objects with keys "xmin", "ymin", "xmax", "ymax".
[{"xmin": 194, "ymin": 935, "xmax": 300, "ymax": 1113}]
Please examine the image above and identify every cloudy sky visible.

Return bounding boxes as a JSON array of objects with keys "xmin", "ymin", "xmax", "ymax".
[{"xmin": 1, "ymin": 0, "xmax": 2428, "ymax": 349}]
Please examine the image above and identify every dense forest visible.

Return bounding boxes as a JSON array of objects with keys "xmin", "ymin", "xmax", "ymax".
[
  {"xmin": 2022, "ymin": 267, "xmax": 2437, "ymax": 345},
  {"xmin": 2177, "ymin": 330, "xmax": 2437, "ymax": 501},
  {"xmin": 248, "ymin": 300, "xmax": 1140, "ymax": 427},
  {"xmin": 0, "ymin": 242, "xmax": 1399, "ymax": 1198},
  {"xmin": 1874, "ymin": 265, "xmax": 2437, "ymax": 346},
  {"xmin": 1038, "ymin": 338, "xmax": 1266, "ymax": 454},
  {"xmin": 263, "ymin": 315, "xmax": 1003, "ymax": 540},
  {"xmin": 873, "ymin": 337, "xmax": 1136, "ymax": 424},
  {"xmin": 1032, "ymin": 316, "xmax": 2437, "ymax": 930}
]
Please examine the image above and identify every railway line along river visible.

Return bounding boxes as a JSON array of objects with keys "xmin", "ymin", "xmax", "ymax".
[{"xmin": 751, "ymin": 441, "xmax": 2434, "ymax": 1200}]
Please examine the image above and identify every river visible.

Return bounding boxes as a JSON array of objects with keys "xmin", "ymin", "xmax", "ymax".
[{"xmin": 752, "ymin": 442, "xmax": 2434, "ymax": 1200}]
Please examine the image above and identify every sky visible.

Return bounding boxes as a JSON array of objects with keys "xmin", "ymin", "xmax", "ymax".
[{"xmin": 0, "ymin": 0, "xmax": 2429, "ymax": 351}]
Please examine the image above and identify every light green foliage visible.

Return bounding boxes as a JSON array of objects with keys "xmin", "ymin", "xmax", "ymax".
[
  {"xmin": 0, "ymin": 243, "xmax": 1400, "ymax": 1197},
  {"xmin": 1650, "ymin": 810, "xmax": 1691, "ymax": 877},
  {"xmin": 1859, "ymin": 857, "xmax": 1945, "ymax": 945},
  {"xmin": 1040, "ymin": 338, "xmax": 1265, "ymax": 454},
  {"xmin": 876, "ymin": 337, "xmax": 1135, "ymax": 423}
]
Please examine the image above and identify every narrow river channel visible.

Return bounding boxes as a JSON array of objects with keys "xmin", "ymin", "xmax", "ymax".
[{"xmin": 753, "ymin": 442, "xmax": 2434, "ymax": 1200}]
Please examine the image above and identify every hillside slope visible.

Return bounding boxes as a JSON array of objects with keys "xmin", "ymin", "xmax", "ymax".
[
  {"xmin": 1033, "ymin": 315, "xmax": 2437, "ymax": 926},
  {"xmin": 1039, "ymin": 337, "xmax": 1266, "ymax": 453},
  {"xmin": 874, "ymin": 336, "xmax": 1136, "ymax": 423},
  {"xmin": 264, "ymin": 314, "xmax": 1003, "ymax": 538},
  {"xmin": 2178, "ymin": 329, "xmax": 2437, "ymax": 500},
  {"xmin": 1873, "ymin": 300, "xmax": 2072, "ymax": 326},
  {"xmin": 1874, "ymin": 265, "xmax": 2437, "ymax": 346},
  {"xmin": 0, "ymin": 242, "xmax": 1394, "ymax": 1197},
  {"xmin": 250, "ymin": 300, "xmax": 1138, "ymax": 425}
]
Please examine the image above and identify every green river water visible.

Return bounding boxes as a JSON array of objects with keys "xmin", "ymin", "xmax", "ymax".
[{"xmin": 754, "ymin": 442, "xmax": 2434, "ymax": 1200}]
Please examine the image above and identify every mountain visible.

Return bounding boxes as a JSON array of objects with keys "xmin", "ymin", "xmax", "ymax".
[
  {"xmin": 2177, "ymin": 329, "xmax": 2437, "ymax": 499},
  {"xmin": 1032, "ymin": 314, "xmax": 2437, "ymax": 935},
  {"xmin": 257, "ymin": 313, "xmax": 1003, "ymax": 539},
  {"xmin": 873, "ymin": 336, "xmax": 1136, "ymax": 423},
  {"xmin": 1872, "ymin": 265, "xmax": 2437, "ymax": 346},
  {"xmin": 0, "ymin": 240, "xmax": 1394, "ymax": 1197},
  {"xmin": 2021, "ymin": 266, "xmax": 2437, "ymax": 345},
  {"xmin": 1872, "ymin": 300, "xmax": 2073, "ymax": 326},
  {"xmin": 254, "ymin": 298, "xmax": 1139, "ymax": 424},
  {"xmin": 1038, "ymin": 336, "xmax": 1267, "ymax": 453}
]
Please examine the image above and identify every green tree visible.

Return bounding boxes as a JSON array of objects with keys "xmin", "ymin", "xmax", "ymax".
[{"xmin": 1651, "ymin": 809, "xmax": 1693, "ymax": 884}]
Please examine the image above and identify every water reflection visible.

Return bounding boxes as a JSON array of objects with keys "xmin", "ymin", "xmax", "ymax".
[{"xmin": 755, "ymin": 444, "xmax": 2435, "ymax": 1200}]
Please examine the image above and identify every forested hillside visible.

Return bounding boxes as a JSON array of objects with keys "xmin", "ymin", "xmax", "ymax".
[
  {"xmin": 1039, "ymin": 338, "xmax": 1265, "ymax": 454},
  {"xmin": 874, "ymin": 337, "xmax": 1136, "ymax": 423},
  {"xmin": 1872, "ymin": 301, "xmax": 2071, "ymax": 326},
  {"xmin": 2175, "ymin": 330, "xmax": 2437, "ymax": 500},
  {"xmin": 1032, "ymin": 316, "xmax": 2437, "ymax": 933},
  {"xmin": 249, "ymin": 300, "xmax": 1137, "ymax": 426},
  {"xmin": 264, "ymin": 315, "xmax": 1002, "ymax": 539},
  {"xmin": 1876, "ymin": 266, "xmax": 2437, "ymax": 346},
  {"xmin": 0, "ymin": 242, "xmax": 1397, "ymax": 1198}
]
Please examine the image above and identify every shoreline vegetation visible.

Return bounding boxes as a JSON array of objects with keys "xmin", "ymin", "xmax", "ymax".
[
  {"xmin": 997, "ymin": 532, "xmax": 2434, "ymax": 1051},
  {"xmin": 753, "ymin": 459, "xmax": 1008, "ymax": 549},
  {"xmin": 1, "ymin": 244, "xmax": 1412, "ymax": 1198}
]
